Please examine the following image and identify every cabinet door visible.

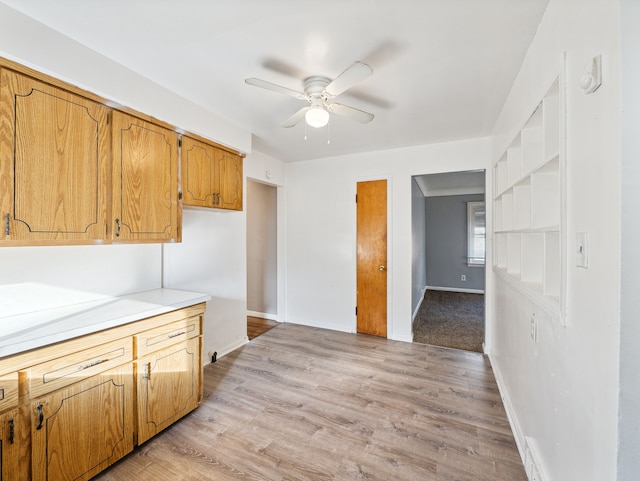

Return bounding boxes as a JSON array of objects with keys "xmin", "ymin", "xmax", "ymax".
[
  {"xmin": 0, "ymin": 69, "xmax": 110, "ymax": 243},
  {"xmin": 31, "ymin": 365, "xmax": 134, "ymax": 481},
  {"xmin": 1, "ymin": 408, "xmax": 28, "ymax": 481},
  {"xmin": 181, "ymin": 136, "xmax": 216, "ymax": 207},
  {"xmin": 136, "ymin": 336, "xmax": 200, "ymax": 445},
  {"xmin": 111, "ymin": 111, "xmax": 180, "ymax": 242},
  {"xmin": 216, "ymin": 149, "xmax": 243, "ymax": 211}
]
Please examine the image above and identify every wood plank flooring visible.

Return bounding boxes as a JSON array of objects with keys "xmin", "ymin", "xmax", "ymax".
[
  {"xmin": 248, "ymin": 316, "xmax": 279, "ymax": 339},
  {"xmin": 93, "ymin": 323, "xmax": 526, "ymax": 481}
]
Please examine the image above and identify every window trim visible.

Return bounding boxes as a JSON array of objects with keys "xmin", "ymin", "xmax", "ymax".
[{"xmin": 467, "ymin": 201, "xmax": 486, "ymax": 267}]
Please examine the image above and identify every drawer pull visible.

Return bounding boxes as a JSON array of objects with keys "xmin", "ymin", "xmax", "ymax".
[
  {"xmin": 77, "ymin": 358, "xmax": 108, "ymax": 371},
  {"xmin": 8, "ymin": 417, "xmax": 14, "ymax": 444},
  {"xmin": 168, "ymin": 331, "xmax": 186, "ymax": 339},
  {"xmin": 143, "ymin": 362, "xmax": 151, "ymax": 381},
  {"xmin": 36, "ymin": 404, "xmax": 44, "ymax": 430}
]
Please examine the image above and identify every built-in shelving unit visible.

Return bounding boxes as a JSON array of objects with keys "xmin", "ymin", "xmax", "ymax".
[{"xmin": 493, "ymin": 78, "xmax": 565, "ymax": 322}]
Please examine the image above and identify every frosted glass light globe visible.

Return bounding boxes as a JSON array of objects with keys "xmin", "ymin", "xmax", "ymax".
[{"xmin": 305, "ymin": 107, "xmax": 329, "ymax": 128}]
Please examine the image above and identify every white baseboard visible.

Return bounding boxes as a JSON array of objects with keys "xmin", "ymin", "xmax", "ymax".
[
  {"xmin": 204, "ymin": 337, "xmax": 248, "ymax": 365},
  {"xmin": 247, "ymin": 310, "xmax": 278, "ymax": 321},
  {"xmin": 426, "ymin": 285, "xmax": 485, "ymax": 294},
  {"xmin": 489, "ymin": 355, "xmax": 528, "ymax": 474}
]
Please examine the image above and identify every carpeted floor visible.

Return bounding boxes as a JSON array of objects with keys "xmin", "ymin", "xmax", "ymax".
[{"xmin": 412, "ymin": 289, "xmax": 485, "ymax": 352}]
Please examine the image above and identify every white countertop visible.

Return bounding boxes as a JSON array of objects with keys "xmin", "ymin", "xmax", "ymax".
[{"xmin": 0, "ymin": 288, "xmax": 211, "ymax": 358}]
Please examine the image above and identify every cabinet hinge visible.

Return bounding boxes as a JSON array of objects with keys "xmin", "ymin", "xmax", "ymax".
[
  {"xmin": 178, "ymin": 191, "xmax": 183, "ymax": 200},
  {"xmin": 5, "ymin": 213, "xmax": 9, "ymax": 236},
  {"xmin": 178, "ymin": 138, "xmax": 182, "ymax": 148},
  {"xmin": 106, "ymin": 111, "xmax": 111, "ymax": 125},
  {"xmin": 355, "ymin": 306, "xmax": 358, "ymax": 315}
]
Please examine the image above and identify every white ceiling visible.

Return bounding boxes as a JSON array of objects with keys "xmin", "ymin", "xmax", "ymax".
[{"xmin": 1, "ymin": 0, "xmax": 549, "ymax": 162}]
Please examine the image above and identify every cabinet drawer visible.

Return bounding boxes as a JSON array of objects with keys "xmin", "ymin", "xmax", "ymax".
[
  {"xmin": 29, "ymin": 338, "xmax": 133, "ymax": 398},
  {"xmin": 135, "ymin": 316, "xmax": 200, "ymax": 357},
  {"xmin": 0, "ymin": 371, "xmax": 19, "ymax": 412}
]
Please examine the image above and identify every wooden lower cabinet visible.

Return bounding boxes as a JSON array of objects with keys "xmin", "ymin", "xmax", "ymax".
[
  {"xmin": 31, "ymin": 364, "xmax": 134, "ymax": 481},
  {"xmin": 136, "ymin": 336, "xmax": 200, "ymax": 444},
  {"xmin": 1, "ymin": 302, "xmax": 205, "ymax": 481},
  {"xmin": 0, "ymin": 407, "xmax": 28, "ymax": 481}
]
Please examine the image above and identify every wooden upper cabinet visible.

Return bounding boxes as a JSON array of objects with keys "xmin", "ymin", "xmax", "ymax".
[
  {"xmin": 181, "ymin": 136, "xmax": 243, "ymax": 211},
  {"xmin": 217, "ymin": 148, "xmax": 243, "ymax": 211},
  {"xmin": 0, "ymin": 69, "xmax": 110, "ymax": 243},
  {"xmin": 181, "ymin": 136, "xmax": 215, "ymax": 208},
  {"xmin": 112, "ymin": 111, "xmax": 181, "ymax": 242}
]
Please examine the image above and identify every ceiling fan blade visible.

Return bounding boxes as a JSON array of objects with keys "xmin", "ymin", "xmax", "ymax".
[
  {"xmin": 327, "ymin": 103, "xmax": 374, "ymax": 124},
  {"xmin": 245, "ymin": 78, "xmax": 308, "ymax": 100},
  {"xmin": 281, "ymin": 106, "xmax": 311, "ymax": 128},
  {"xmin": 324, "ymin": 61, "xmax": 373, "ymax": 97}
]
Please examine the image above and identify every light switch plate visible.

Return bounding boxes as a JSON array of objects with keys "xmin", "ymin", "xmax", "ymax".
[{"xmin": 576, "ymin": 232, "xmax": 589, "ymax": 268}]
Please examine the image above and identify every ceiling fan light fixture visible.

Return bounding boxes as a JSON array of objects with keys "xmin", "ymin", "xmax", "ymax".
[{"xmin": 305, "ymin": 107, "xmax": 329, "ymax": 128}]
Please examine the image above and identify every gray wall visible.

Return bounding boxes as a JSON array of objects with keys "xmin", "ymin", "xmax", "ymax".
[
  {"xmin": 411, "ymin": 177, "xmax": 428, "ymax": 315},
  {"xmin": 425, "ymin": 194, "xmax": 485, "ymax": 291},
  {"xmin": 246, "ymin": 180, "xmax": 277, "ymax": 316}
]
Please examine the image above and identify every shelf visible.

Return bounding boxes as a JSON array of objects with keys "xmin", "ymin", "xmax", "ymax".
[
  {"xmin": 531, "ymin": 157, "xmax": 560, "ymax": 230},
  {"xmin": 521, "ymin": 233, "xmax": 544, "ymax": 284},
  {"xmin": 507, "ymin": 233, "xmax": 521, "ymax": 275},
  {"xmin": 513, "ymin": 181, "xmax": 531, "ymax": 231},
  {"xmin": 492, "ymin": 74, "xmax": 564, "ymax": 320}
]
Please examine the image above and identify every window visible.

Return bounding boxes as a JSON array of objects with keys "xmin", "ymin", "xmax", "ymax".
[{"xmin": 467, "ymin": 201, "xmax": 485, "ymax": 266}]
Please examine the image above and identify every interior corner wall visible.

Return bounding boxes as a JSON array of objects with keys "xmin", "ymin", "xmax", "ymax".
[
  {"xmin": 284, "ymin": 138, "xmax": 491, "ymax": 343},
  {"xmin": 411, "ymin": 177, "xmax": 427, "ymax": 317},
  {"xmin": 489, "ymin": 1, "xmax": 622, "ymax": 480},
  {"xmin": 425, "ymin": 194, "xmax": 485, "ymax": 291}
]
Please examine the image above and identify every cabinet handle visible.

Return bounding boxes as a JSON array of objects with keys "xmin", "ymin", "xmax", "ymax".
[
  {"xmin": 115, "ymin": 218, "xmax": 121, "ymax": 237},
  {"xmin": 168, "ymin": 331, "xmax": 186, "ymax": 339},
  {"xmin": 8, "ymin": 417, "xmax": 14, "ymax": 444},
  {"xmin": 143, "ymin": 362, "xmax": 151, "ymax": 381},
  {"xmin": 77, "ymin": 358, "xmax": 107, "ymax": 371},
  {"xmin": 36, "ymin": 404, "xmax": 44, "ymax": 430}
]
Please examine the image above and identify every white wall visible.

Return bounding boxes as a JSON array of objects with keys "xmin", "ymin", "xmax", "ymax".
[
  {"xmin": 284, "ymin": 138, "xmax": 491, "ymax": 342},
  {"xmin": 0, "ymin": 3, "xmax": 250, "ymax": 154},
  {"xmin": 489, "ymin": 1, "xmax": 622, "ymax": 480}
]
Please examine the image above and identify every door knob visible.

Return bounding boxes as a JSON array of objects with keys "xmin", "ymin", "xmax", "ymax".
[{"xmin": 379, "ymin": 265, "xmax": 386, "ymax": 271}]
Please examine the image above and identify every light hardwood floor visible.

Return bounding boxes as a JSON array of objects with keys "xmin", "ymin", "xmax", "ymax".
[
  {"xmin": 247, "ymin": 316, "xmax": 278, "ymax": 339},
  {"xmin": 94, "ymin": 323, "xmax": 527, "ymax": 481}
]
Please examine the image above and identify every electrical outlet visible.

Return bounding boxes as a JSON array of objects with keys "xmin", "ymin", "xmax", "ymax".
[
  {"xmin": 461, "ymin": 274, "xmax": 466, "ymax": 281},
  {"xmin": 530, "ymin": 313, "xmax": 537, "ymax": 342}
]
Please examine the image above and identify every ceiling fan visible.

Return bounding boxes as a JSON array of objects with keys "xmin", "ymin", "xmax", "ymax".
[{"xmin": 245, "ymin": 61, "xmax": 375, "ymax": 128}]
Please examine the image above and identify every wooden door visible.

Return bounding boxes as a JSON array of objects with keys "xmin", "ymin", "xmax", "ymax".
[
  {"xmin": 112, "ymin": 111, "xmax": 180, "ymax": 242},
  {"xmin": 181, "ymin": 136, "xmax": 216, "ymax": 207},
  {"xmin": 0, "ymin": 69, "xmax": 110, "ymax": 243},
  {"xmin": 136, "ymin": 337, "xmax": 200, "ymax": 445},
  {"xmin": 31, "ymin": 365, "xmax": 134, "ymax": 481},
  {"xmin": 216, "ymin": 150, "xmax": 243, "ymax": 211},
  {"xmin": 356, "ymin": 180, "xmax": 387, "ymax": 337}
]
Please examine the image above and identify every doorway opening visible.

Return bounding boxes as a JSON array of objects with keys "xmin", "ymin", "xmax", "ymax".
[
  {"xmin": 410, "ymin": 170, "xmax": 486, "ymax": 352},
  {"xmin": 246, "ymin": 179, "xmax": 278, "ymax": 340}
]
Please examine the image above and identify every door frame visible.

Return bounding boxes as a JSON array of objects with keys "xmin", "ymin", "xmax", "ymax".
[{"xmin": 353, "ymin": 174, "xmax": 393, "ymax": 338}]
